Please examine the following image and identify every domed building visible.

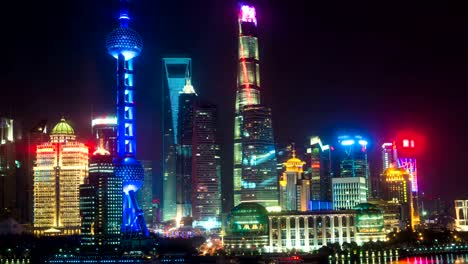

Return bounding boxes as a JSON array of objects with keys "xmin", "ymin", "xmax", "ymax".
[
  {"xmin": 33, "ymin": 118, "xmax": 88, "ymax": 236},
  {"xmin": 354, "ymin": 203, "xmax": 386, "ymax": 243},
  {"xmin": 224, "ymin": 202, "xmax": 269, "ymax": 253},
  {"xmin": 279, "ymin": 148, "xmax": 310, "ymax": 211},
  {"xmin": 50, "ymin": 118, "xmax": 76, "ymax": 142}
]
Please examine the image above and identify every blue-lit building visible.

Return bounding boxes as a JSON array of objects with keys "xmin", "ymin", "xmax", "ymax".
[
  {"xmin": 162, "ymin": 58, "xmax": 192, "ymax": 222},
  {"xmin": 336, "ymin": 135, "xmax": 370, "ymax": 181},
  {"xmin": 105, "ymin": 0, "xmax": 148, "ymax": 236},
  {"xmin": 241, "ymin": 105, "xmax": 279, "ymax": 209},
  {"xmin": 331, "ymin": 135, "xmax": 370, "ymax": 209}
]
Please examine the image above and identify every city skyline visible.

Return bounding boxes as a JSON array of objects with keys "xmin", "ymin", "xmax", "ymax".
[{"xmin": 1, "ymin": 0, "xmax": 466, "ymax": 205}]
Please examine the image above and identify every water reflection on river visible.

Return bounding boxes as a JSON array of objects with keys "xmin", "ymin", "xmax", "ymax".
[{"xmin": 331, "ymin": 253, "xmax": 468, "ymax": 264}]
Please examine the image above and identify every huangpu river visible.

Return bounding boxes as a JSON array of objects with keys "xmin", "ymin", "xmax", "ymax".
[{"xmin": 330, "ymin": 253, "xmax": 468, "ymax": 264}]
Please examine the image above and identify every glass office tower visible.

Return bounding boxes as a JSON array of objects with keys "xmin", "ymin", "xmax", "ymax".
[
  {"xmin": 192, "ymin": 103, "xmax": 221, "ymax": 222},
  {"xmin": 162, "ymin": 58, "xmax": 191, "ymax": 221},
  {"xmin": 307, "ymin": 136, "xmax": 332, "ymax": 202},
  {"xmin": 80, "ymin": 148, "xmax": 121, "ymax": 246},
  {"xmin": 176, "ymin": 77, "xmax": 197, "ymax": 218}
]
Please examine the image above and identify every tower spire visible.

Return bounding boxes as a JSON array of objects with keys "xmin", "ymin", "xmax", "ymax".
[{"xmin": 119, "ymin": 0, "xmax": 131, "ymax": 27}]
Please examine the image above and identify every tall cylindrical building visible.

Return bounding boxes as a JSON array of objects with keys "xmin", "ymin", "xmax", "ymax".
[{"xmin": 233, "ymin": 4, "xmax": 261, "ymax": 207}]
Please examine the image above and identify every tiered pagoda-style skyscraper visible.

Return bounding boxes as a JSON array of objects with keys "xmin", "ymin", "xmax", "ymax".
[{"xmin": 106, "ymin": 0, "xmax": 148, "ymax": 237}]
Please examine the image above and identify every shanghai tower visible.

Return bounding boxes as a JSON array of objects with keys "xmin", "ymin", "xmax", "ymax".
[
  {"xmin": 233, "ymin": 4, "xmax": 261, "ymax": 206},
  {"xmin": 233, "ymin": 4, "xmax": 279, "ymax": 209},
  {"xmin": 106, "ymin": 0, "xmax": 148, "ymax": 236}
]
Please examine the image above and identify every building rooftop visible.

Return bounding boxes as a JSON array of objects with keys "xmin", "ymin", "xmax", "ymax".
[{"xmin": 51, "ymin": 118, "xmax": 75, "ymax": 136}]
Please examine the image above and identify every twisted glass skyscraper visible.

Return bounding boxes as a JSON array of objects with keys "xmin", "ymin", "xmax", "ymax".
[
  {"xmin": 233, "ymin": 5, "xmax": 262, "ymax": 206},
  {"xmin": 106, "ymin": 0, "xmax": 148, "ymax": 237}
]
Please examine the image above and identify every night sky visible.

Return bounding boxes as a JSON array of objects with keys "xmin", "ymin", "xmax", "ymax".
[{"xmin": 2, "ymin": 1, "xmax": 468, "ymax": 207}]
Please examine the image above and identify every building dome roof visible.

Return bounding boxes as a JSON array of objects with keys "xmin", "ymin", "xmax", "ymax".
[
  {"xmin": 383, "ymin": 167, "xmax": 408, "ymax": 175},
  {"xmin": 51, "ymin": 118, "xmax": 75, "ymax": 136},
  {"xmin": 283, "ymin": 148, "xmax": 305, "ymax": 173},
  {"xmin": 106, "ymin": 27, "xmax": 143, "ymax": 60},
  {"xmin": 227, "ymin": 203, "xmax": 269, "ymax": 236}
]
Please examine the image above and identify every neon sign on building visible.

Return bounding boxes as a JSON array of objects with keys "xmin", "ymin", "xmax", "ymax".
[
  {"xmin": 398, "ymin": 158, "xmax": 418, "ymax": 192},
  {"xmin": 240, "ymin": 5, "xmax": 257, "ymax": 25}
]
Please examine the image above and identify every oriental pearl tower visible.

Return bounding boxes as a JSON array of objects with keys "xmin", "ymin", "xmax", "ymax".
[{"xmin": 106, "ymin": 0, "xmax": 148, "ymax": 237}]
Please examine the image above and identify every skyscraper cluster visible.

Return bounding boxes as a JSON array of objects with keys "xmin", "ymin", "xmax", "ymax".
[
  {"xmin": 162, "ymin": 60, "xmax": 221, "ymax": 226},
  {"xmin": 0, "ymin": 2, "xmax": 431, "ymax": 253}
]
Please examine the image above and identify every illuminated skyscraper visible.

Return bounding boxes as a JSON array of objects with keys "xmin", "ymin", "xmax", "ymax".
[
  {"xmin": 382, "ymin": 142, "xmax": 398, "ymax": 172},
  {"xmin": 380, "ymin": 167, "xmax": 413, "ymax": 228},
  {"xmin": 176, "ymin": 77, "xmax": 197, "ymax": 218},
  {"xmin": 0, "ymin": 118, "xmax": 13, "ymax": 144},
  {"xmin": 24, "ymin": 120, "xmax": 48, "ymax": 224},
  {"xmin": 331, "ymin": 135, "xmax": 370, "ymax": 208},
  {"xmin": 234, "ymin": 4, "xmax": 261, "ymax": 206},
  {"xmin": 307, "ymin": 137, "xmax": 332, "ymax": 201},
  {"xmin": 397, "ymin": 138, "xmax": 418, "ymax": 193},
  {"xmin": 162, "ymin": 58, "xmax": 191, "ymax": 221},
  {"xmin": 279, "ymin": 149, "xmax": 309, "ymax": 211},
  {"xmin": 241, "ymin": 105, "xmax": 278, "ymax": 209},
  {"xmin": 106, "ymin": 0, "xmax": 148, "ymax": 236},
  {"xmin": 337, "ymin": 135, "xmax": 369, "ymax": 178},
  {"xmin": 80, "ymin": 148, "xmax": 122, "ymax": 247},
  {"xmin": 92, "ymin": 115, "xmax": 117, "ymax": 158},
  {"xmin": 137, "ymin": 160, "xmax": 154, "ymax": 226},
  {"xmin": 33, "ymin": 118, "xmax": 88, "ymax": 236},
  {"xmin": 0, "ymin": 118, "xmax": 16, "ymax": 218},
  {"xmin": 396, "ymin": 137, "xmax": 420, "ymax": 227},
  {"xmin": 192, "ymin": 103, "xmax": 221, "ymax": 222}
]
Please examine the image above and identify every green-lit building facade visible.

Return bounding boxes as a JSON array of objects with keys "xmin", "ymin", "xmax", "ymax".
[
  {"xmin": 354, "ymin": 203, "xmax": 386, "ymax": 243},
  {"xmin": 224, "ymin": 203, "xmax": 269, "ymax": 253}
]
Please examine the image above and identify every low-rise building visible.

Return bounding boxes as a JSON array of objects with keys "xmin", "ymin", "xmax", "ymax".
[
  {"xmin": 268, "ymin": 210, "xmax": 356, "ymax": 252},
  {"xmin": 224, "ymin": 202, "xmax": 386, "ymax": 254},
  {"xmin": 224, "ymin": 203, "xmax": 269, "ymax": 253},
  {"xmin": 455, "ymin": 200, "xmax": 468, "ymax": 231}
]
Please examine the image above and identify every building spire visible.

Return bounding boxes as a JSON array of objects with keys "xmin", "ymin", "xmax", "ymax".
[
  {"xmin": 291, "ymin": 142, "xmax": 296, "ymax": 158},
  {"xmin": 181, "ymin": 68, "xmax": 197, "ymax": 94},
  {"xmin": 119, "ymin": 0, "xmax": 131, "ymax": 27}
]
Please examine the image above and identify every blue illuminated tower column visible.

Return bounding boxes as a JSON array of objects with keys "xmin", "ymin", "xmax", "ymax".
[{"xmin": 106, "ymin": 0, "xmax": 148, "ymax": 237}]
